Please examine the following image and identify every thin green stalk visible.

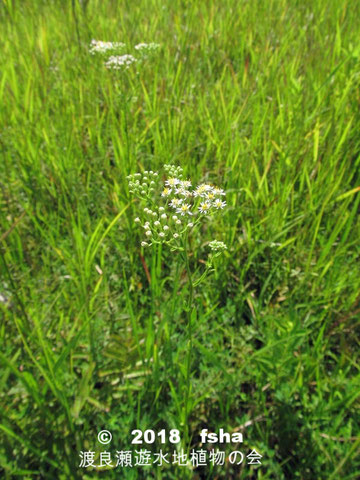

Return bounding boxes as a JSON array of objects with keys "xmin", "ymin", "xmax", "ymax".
[{"xmin": 182, "ymin": 232, "xmax": 194, "ymax": 449}]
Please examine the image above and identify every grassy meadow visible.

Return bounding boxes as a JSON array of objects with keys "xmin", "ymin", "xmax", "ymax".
[{"xmin": 1, "ymin": 0, "xmax": 360, "ymax": 478}]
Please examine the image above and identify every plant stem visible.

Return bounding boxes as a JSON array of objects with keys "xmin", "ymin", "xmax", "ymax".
[{"xmin": 183, "ymin": 232, "xmax": 194, "ymax": 449}]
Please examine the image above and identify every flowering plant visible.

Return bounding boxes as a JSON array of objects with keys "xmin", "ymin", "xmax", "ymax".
[{"xmin": 127, "ymin": 164, "xmax": 227, "ymax": 448}]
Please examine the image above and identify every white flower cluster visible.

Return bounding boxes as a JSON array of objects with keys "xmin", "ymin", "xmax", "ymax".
[
  {"xmin": 135, "ymin": 42, "xmax": 160, "ymax": 51},
  {"xmin": 89, "ymin": 40, "xmax": 125, "ymax": 55},
  {"xmin": 89, "ymin": 40, "xmax": 160, "ymax": 70},
  {"xmin": 127, "ymin": 165, "xmax": 227, "ymax": 250},
  {"xmin": 160, "ymin": 164, "xmax": 226, "ymax": 216},
  {"xmin": 134, "ymin": 43, "xmax": 160, "ymax": 56},
  {"xmin": 162, "ymin": 179, "xmax": 226, "ymax": 215},
  {"xmin": 208, "ymin": 240, "xmax": 227, "ymax": 252},
  {"xmin": 105, "ymin": 54, "xmax": 137, "ymax": 70}
]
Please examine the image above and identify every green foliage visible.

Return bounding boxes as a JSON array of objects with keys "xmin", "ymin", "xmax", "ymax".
[{"xmin": 0, "ymin": 0, "xmax": 359, "ymax": 478}]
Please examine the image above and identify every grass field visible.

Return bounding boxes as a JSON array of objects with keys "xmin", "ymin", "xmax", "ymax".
[{"xmin": 1, "ymin": 0, "xmax": 360, "ymax": 478}]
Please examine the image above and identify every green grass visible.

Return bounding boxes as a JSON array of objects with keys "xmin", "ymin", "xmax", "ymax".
[{"xmin": 1, "ymin": 0, "xmax": 360, "ymax": 478}]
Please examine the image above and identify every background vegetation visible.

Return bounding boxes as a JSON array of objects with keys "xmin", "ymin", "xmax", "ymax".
[{"xmin": 0, "ymin": 0, "xmax": 359, "ymax": 478}]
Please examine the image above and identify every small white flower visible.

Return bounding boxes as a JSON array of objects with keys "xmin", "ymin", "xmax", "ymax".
[
  {"xmin": 178, "ymin": 189, "xmax": 192, "ymax": 198},
  {"xmin": 180, "ymin": 180, "xmax": 192, "ymax": 188},
  {"xmin": 187, "ymin": 222, "xmax": 194, "ymax": 228},
  {"xmin": 170, "ymin": 198, "xmax": 183, "ymax": 208},
  {"xmin": 213, "ymin": 187, "xmax": 226, "ymax": 196},
  {"xmin": 177, "ymin": 203, "xmax": 192, "ymax": 216},
  {"xmin": 145, "ymin": 230, "xmax": 152, "ymax": 236},
  {"xmin": 163, "ymin": 225, "xmax": 169, "ymax": 231},
  {"xmin": 214, "ymin": 199, "xmax": 226, "ymax": 209},
  {"xmin": 173, "ymin": 233, "xmax": 179, "ymax": 238},
  {"xmin": 176, "ymin": 220, "xmax": 181, "ymax": 225},
  {"xmin": 154, "ymin": 221, "xmax": 160, "ymax": 226},
  {"xmin": 198, "ymin": 201, "xmax": 212, "ymax": 214},
  {"xmin": 159, "ymin": 207, "xmax": 165, "ymax": 212},
  {"xmin": 161, "ymin": 187, "xmax": 172, "ymax": 197},
  {"xmin": 141, "ymin": 241, "xmax": 149, "ymax": 247},
  {"xmin": 152, "ymin": 212, "xmax": 157, "ymax": 217},
  {"xmin": 165, "ymin": 178, "xmax": 180, "ymax": 187},
  {"xmin": 159, "ymin": 232, "xmax": 165, "ymax": 237},
  {"xmin": 161, "ymin": 214, "xmax": 167, "ymax": 219},
  {"xmin": 172, "ymin": 215, "xmax": 178, "ymax": 221},
  {"xmin": 194, "ymin": 184, "xmax": 213, "ymax": 197},
  {"xmin": 134, "ymin": 217, "xmax": 140, "ymax": 223},
  {"xmin": 205, "ymin": 191, "xmax": 216, "ymax": 201}
]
